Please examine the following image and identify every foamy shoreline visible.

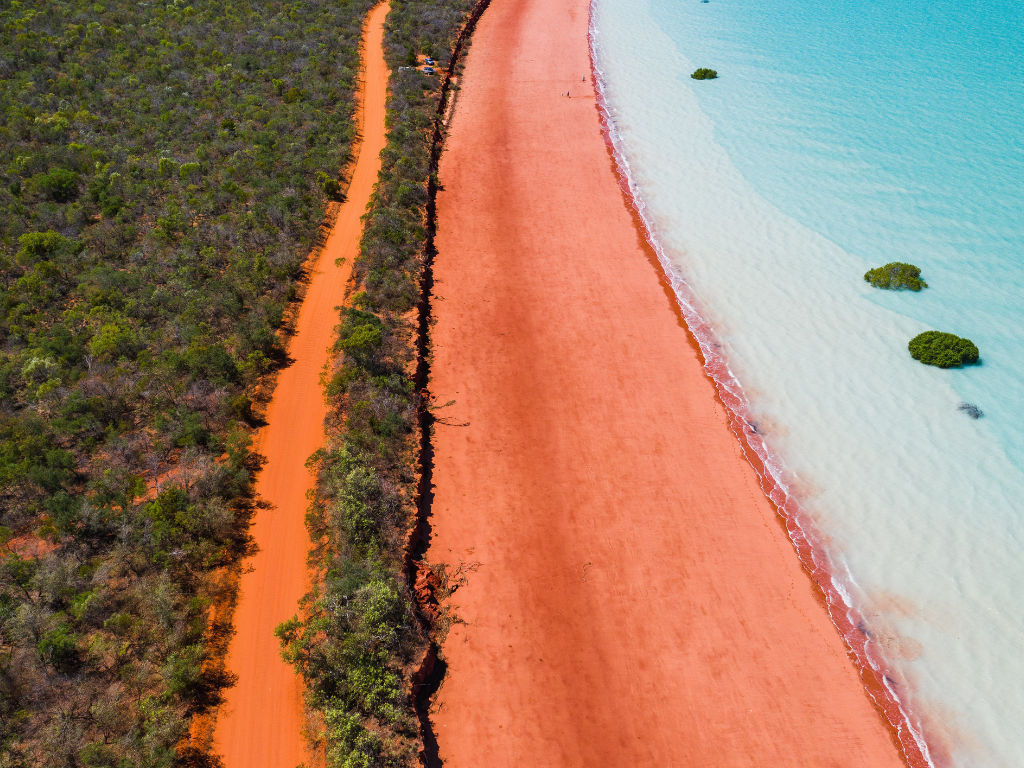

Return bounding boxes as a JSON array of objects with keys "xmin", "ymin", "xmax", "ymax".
[
  {"xmin": 588, "ymin": 4, "xmax": 937, "ymax": 765},
  {"xmin": 590, "ymin": 3, "xmax": 977, "ymax": 765}
]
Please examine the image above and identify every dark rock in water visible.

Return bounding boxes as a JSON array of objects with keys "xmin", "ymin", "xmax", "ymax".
[{"xmin": 958, "ymin": 402, "xmax": 983, "ymax": 419}]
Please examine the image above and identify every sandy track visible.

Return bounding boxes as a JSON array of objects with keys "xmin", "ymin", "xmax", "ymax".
[
  {"xmin": 211, "ymin": 4, "xmax": 390, "ymax": 765},
  {"xmin": 425, "ymin": 0, "xmax": 906, "ymax": 765}
]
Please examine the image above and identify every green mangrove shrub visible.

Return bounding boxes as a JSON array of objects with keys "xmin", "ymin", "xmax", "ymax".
[
  {"xmin": 865, "ymin": 262, "xmax": 928, "ymax": 291},
  {"xmin": 691, "ymin": 68, "xmax": 718, "ymax": 80},
  {"xmin": 909, "ymin": 331, "xmax": 980, "ymax": 368}
]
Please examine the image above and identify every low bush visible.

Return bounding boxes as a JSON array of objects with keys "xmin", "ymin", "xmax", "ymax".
[
  {"xmin": 33, "ymin": 169, "xmax": 80, "ymax": 203},
  {"xmin": 865, "ymin": 262, "xmax": 928, "ymax": 291},
  {"xmin": 691, "ymin": 67, "xmax": 718, "ymax": 80},
  {"xmin": 37, "ymin": 623, "xmax": 81, "ymax": 672},
  {"xmin": 909, "ymin": 331, "xmax": 980, "ymax": 368}
]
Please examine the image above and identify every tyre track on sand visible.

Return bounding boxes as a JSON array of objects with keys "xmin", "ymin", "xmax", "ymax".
[{"xmin": 211, "ymin": 4, "xmax": 390, "ymax": 765}]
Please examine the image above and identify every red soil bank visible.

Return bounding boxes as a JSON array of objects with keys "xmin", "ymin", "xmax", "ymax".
[
  {"xmin": 211, "ymin": 4, "xmax": 390, "ymax": 764},
  {"xmin": 425, "ymin": 0, "xmax": 907, "ymax": 765}
]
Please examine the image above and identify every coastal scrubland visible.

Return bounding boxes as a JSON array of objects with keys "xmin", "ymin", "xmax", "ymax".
[
  {"xmin": 0, "ymin": 0, "xmax": 376, "ymax": 761},
  {"xmin": 273, "ymin": 1, "xmax": 477, "ymax": 765}
]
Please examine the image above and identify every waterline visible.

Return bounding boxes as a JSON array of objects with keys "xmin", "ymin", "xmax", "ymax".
[{"xmin": 592, "ymin": 0, "xmax": 1024, "ymax": 764}]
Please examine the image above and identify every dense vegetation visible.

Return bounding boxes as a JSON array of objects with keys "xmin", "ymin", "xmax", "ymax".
[
  {"xmin": 0, "ymin": 0, "xmax": 377, "ymax": 762},
  {"xmin": 865, "ymin": 262, "xmax": 928, "ymax": 291},
  {"xmin": 691, "ymin": 67, "xmax": 717, "ymax": 80},
  {"xmin": 274, "ymin": 0, "xmax": 478, "ymax": 765},
  {"xmin": 909, "ymin": 331, "xmax": 980, "ymax": 368}
]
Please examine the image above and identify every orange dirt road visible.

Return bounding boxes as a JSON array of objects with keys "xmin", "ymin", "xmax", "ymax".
[
  {"xmin": 212, "ymin": 4, "xmax": 390, "ymax": 765},
  {"xmin": 425, "ymin": 0, "xmax": 907, "ymax": 766}
]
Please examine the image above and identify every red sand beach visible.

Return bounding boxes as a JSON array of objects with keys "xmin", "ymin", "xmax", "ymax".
[
  {"xmin": 211, "ymin": 4, "xmax": 390, "ymax": 764},
  {"xmin": 424, "ymin": 0, "xmax": 908, "ymax": 765}
]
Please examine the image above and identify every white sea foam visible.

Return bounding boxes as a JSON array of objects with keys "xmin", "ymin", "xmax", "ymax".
[{"xmin": 592, "ymin": 0, "xmax": 1024, "ymax": 764}]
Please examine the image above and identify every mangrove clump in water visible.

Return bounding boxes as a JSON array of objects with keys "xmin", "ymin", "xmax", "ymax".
[
  {"xmin": 864, "ymin": 262, "xmax": 927, "ymax": 291},
  {"xmin": 909, "ymin": 331, "xmax": 980, "ymax": 368},
  {"xmin": 691, "ymin": 68, "xmax": 718, "ymax": 80}
]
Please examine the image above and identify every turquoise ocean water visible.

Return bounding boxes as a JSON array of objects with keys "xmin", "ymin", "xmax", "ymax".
[{"xmin": 591, "ymin": 0, "xmax": 1024, "ymax": 764}]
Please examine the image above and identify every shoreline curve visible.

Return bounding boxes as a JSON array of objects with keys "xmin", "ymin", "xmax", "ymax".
[{"xmin": 588, "ymin": 6, "xmax": 937, "ymax": 764}]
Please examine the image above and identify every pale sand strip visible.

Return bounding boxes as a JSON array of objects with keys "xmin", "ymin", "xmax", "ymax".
[
  {"xmin": 211, "ymin": 4, "xmax": 390, "ymax": 765},
  {"xmin": 425, "ymin": 0, "xmax": 907, "ymax": 765}
]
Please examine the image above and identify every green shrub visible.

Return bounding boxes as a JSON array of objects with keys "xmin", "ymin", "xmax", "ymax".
[
  {"xmin": 229, "ymin": 394, "xmax": 254, "ymax": 421},
  {"xmin": 324, "ymin": 708, "xmax": 382, "ymax": 768},
  {"xmin": 691, "ymin": 68, "xmax": 718, "ymax": 80},
  {"xmin": 104, "ymin": 612, "xmax": 135, "ymax": 636},
  {"xmin": 339, "ymin": 324, "xmax": 382, "ymax": 366},
  {"xmin": 865, "ymin": 262, "xmax": 928, "ymax": 291},
  {"xmin": 33, "ymin": 168, "xmax": 80, "ymax": 202},
  {"xmin": 317, "ymin": 170, "xmax": 343, "ymax": 200},
  {"xmin": 78, "ymin": 743, "xmax": 117, "ymax": 767},
  {"xmin": 158, "ymin": 157, "xmax": 179, "ymax": 178},
  {"xmin": 38, "ymin": 624, "xmax": 80, "ymax": 671},
  {"xmin": 100, "ymin": 195, "xmax": 124, "ymax": 218},
  {"xmin": 16, "ymin": 231, "xmax": 74, "ymax": 265},
  {"xmin": 177, "ymin": 343, "xmax": 240, "ymax": 384},
  {"xmin": 339, "ymin": 465, "xmax": 383, "ymax": 548},
  {"xmin": 909, "ymin": 331, "xmax": 980, "ymax": 368},
  {"xmin": 88, "ymin": 322, "xmax": 139, "ymax": 362},
  {"xmin": 161, "ymin": 644, "xmax": 204, "ymax": 699}
]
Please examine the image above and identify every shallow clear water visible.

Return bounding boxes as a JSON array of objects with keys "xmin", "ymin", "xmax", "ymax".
[{"xmin": 591, "ymin": 0, "xmax": 1024, "ymax": 764}]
